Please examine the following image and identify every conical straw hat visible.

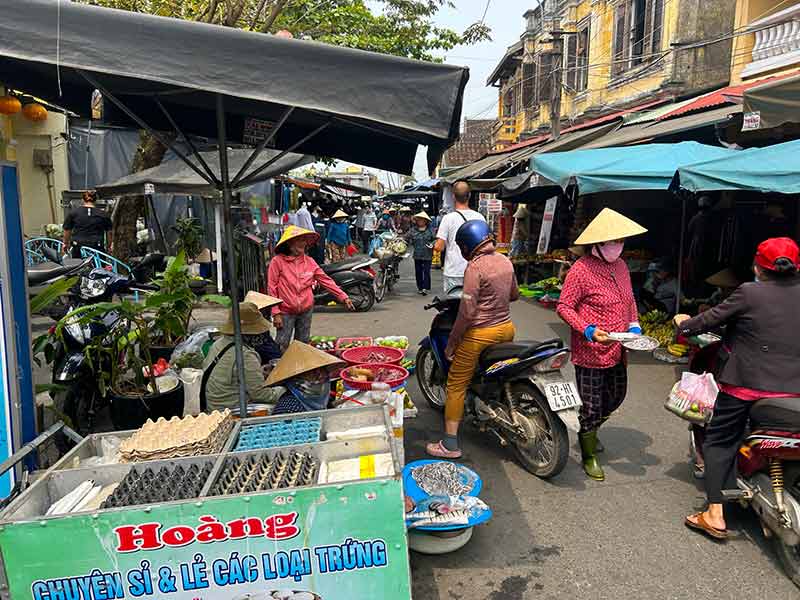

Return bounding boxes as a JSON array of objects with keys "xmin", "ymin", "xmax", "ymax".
[
  {"xmin": 220, "ymin": 302, "xmax": 271, "ymax": 336},
  {"xmin": 574, "ymin": 208, "xmax": 647, "ymax": 245},
  {"xmin": 266, "ymin": 341, "xmax": 345, "ymax": 386},
  {"xmin": 399, "ymin": 206, "xmax": 412, "ymax": 213},
  {"xmin": 332, "ymin": 209, "xmax": 349, "ymax": 219},
  {"xmin": 513, "ymin": 205, "xmax": 528, "ymax": 219},
  {"xmin": 275, "ymin": 225, "xmax": 319, "ymax": 251},
  {"xmin": 413, "ymin": 210, "xmax": 432, "ymax": 221},
  {"xmin": 705, "ymin": 268, "xmax": 741, "ymax": 289},
  {"xmin": 243, "ymin": 291, "xmax": 283, "ymax": 311},
  {"xmin": 196, "ymin": 247, "xmax": 216, "ymax": 263}
]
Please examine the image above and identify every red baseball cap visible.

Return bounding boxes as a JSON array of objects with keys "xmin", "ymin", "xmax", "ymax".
[{"xmin": 754, "ymin": 237, "xmax": 799, "ymax": 271}]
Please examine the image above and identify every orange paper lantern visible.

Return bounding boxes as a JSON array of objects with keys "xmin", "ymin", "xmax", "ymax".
[
  {"xmin": 0, "ymin": 95, "xmax": 21, "ymax": 115},
  {"xmin": 22, "ymin": 103, "xmax": 48, "ymax": 122}
]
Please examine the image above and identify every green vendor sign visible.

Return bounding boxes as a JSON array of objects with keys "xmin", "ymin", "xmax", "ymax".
[{"xmin": 0, "ymin": 480, "xmax": 411, "ymax": 600}]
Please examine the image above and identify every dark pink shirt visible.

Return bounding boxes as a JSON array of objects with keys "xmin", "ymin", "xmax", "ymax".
[{"xmin": 557, "ymin": 255, "xmax": 638, "ymax": 369}]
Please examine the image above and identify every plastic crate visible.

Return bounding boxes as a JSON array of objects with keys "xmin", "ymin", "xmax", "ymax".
[{"xmin": 234, "ymin": 417, "xmax": 322, "ymax": 451}]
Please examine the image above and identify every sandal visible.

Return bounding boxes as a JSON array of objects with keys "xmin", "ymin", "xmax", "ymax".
[
  {"xmin": 425, "ymin": 440, "xmax": 462, "ymax": 459},
  {"xmin": 685, "ymin": 512, "xmax": 727, "ymax": 540},
  {"xmin": 693, "ymin": 463, "xmax": 705, "ymax": 480}
]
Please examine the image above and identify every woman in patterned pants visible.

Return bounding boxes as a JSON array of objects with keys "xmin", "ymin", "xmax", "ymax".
[{"xmin": 556, "ymin": 208, "xmax": 647, "ymax": 481}]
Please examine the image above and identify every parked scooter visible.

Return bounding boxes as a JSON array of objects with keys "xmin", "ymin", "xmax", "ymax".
[
  {"xmin": 49, "ymin": 269, "xmax": 157, "ymax": 434},
  {"xmin": 416, "ymin": 292, "xmax": 578, "ymax": 478},
  {"xmin": 315, "ymin": 256, "xmax": 377, "ymax": 312}
]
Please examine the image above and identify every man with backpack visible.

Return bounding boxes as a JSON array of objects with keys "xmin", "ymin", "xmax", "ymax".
[{"xmin": 434, "ymin": 180, "xmax": 486, "ymax": 293}]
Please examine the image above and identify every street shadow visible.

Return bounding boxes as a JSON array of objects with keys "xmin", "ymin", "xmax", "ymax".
[{"xmin": 601, "ymin": 426, "xmax": 660, "ymax": 476}]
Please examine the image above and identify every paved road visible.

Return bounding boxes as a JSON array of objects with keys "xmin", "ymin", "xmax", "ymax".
[
  {"xmin": 308, "ymin": 260, "xmax": 798, "ymax": 599},
  {"xmin": 32, "ymin": 259, "xmax": 798, "ymax": 599}
]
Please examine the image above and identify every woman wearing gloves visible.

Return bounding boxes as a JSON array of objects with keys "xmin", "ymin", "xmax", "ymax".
[{"xmin": 556, "ymin": 208, "xmax": 647, "ymax": 481}]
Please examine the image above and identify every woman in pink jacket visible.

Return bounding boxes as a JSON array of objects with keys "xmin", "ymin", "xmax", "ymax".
[
  {"xmin": 556, "ymin": 208, "xmax": 647, "ymax": 481},
  {"xmin": 268, "ymin": 226, "xmax": 354, "ymax": 351}
]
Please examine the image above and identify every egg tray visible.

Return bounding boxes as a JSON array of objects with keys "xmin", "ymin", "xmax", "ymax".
[
  {"xmin": 234, "ymin": 417, "xmax": 322, "ymax": 451},
  {"xmin": 209, "ymin": 451, "xmax": 319, "ymax": 496},
  {"xmin": 101, "ymin": 461, "xmax": 215, "ymax": 509}
]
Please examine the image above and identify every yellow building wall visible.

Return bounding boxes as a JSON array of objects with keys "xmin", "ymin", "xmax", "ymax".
[
  {"xmin": 730, "ymin": 0, "xmax": 800, "ymax": 84},
  {"xmin": 0, "ymin": 107, "xmax": 70, "ymax": 236}
]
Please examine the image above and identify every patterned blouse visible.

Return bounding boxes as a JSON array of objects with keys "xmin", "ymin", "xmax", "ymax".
[{"xmin": 557, "ymin": 255, "xmax": 639, "ymax": 369}]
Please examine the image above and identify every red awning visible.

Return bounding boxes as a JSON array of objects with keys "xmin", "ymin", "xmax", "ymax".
[
  {"xmin": 489, "ymin": 99, "xmax": 665, "ymax": 155},
  {"xmin": 656, "ymin": 69, "xmax": 800, "ymax": 121}
]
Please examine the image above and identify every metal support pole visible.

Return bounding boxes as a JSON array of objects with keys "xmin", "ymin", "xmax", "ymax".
[
  {"xmin": 216, "ymin": 94, "xmax": 248, "ymax": 416},
  {"xmin": 214, "ymin": 201, "xmax": 224, "ymax": 294},
  {"xmin": 675, "ymin": 193, "xmax": 688, "ymax": 315},
  {"xmin": 231, "ymin": 106, "xmax": 295, "ymax": 187},
  {"xmin": 550, "ymin": 35, "xmax": 564, "ymax": 141}
]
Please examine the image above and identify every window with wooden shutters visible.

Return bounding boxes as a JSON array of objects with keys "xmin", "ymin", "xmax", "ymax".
[
  {"xmin": 649, "ymin": 0, "xmax": 664, "ymax": 54},
  {"xmin": 522, "ymin": 61, "xmax": 536, "ymax": 108},
  {"xmin": 612, "ymin": 2, "xmax": 629, "ymax": 77},
  {"xmin": 538, "ymin": 53, "xmax": 553, "ymax": 101},
  {"xmin": 503, "ymin": 87, "xmax": 514, "ymax": 117},
  {"xmin": 577, "ymin": 24, "xmax": 590, "ymax": 92},
  {"xmin": 565, "ymin": 34, "xmax": 578, "ymax": 92}
]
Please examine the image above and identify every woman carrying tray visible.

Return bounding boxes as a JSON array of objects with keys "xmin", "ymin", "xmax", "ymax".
[{"xmin": 556, "ymin": 208, "xmax": 647, "ymax": 481}]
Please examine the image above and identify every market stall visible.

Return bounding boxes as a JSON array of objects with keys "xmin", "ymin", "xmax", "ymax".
[{"xmin": 0, "ymin": 405, "xmax": 414, "ymax": 599}]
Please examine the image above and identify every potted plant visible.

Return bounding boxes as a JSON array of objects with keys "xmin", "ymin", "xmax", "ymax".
[
  {"xmin": 148, "ymin": 250, "xmax": 196, "ymax": 361},
  {"xmin": 60, "ymin": 294, "xmax": 184, "ymax": 430},
  {"xmin": 172, "ymin": 217, "xmax": 204, "ymax": 262}
]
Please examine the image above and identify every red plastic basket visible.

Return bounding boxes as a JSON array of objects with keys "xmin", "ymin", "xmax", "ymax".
[
  {"xmin": 340, "ymin": 363, "xmax": 409, "ymax": 391},
  {"xmin": 334, "ymin": 337, "xmax": 373, "ymax": 356},
  {"xmin": 341, "ymin": 345, "xmax": 404, "ymax": 366}
]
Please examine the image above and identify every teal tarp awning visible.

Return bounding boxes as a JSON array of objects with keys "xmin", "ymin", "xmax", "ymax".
[
  {"xmin": 530, "ymin": 141, "xmax": 736, "ymax": 195},
  {"xmin": 671, "ymin": 139, "xmax": 800, "ymax": 194}
]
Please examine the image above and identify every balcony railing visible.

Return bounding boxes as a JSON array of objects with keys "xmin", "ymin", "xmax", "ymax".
[{"xmin": 742, "ymin": 2, "xmax": 800, "ymax": 78}]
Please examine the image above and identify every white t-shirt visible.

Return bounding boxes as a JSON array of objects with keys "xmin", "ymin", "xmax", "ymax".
[
  {"xmin": 362, "ymin": 211, "xmax": 377, "ymax": 231},
  {"xmin": 436, "ymin": 209, "xmax": 486, "ymax": 277}
]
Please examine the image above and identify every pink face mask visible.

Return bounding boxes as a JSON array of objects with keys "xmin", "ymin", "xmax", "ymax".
[{"xmin": 592, "ymin": 241, "xmax": 624, "ymax": 262}]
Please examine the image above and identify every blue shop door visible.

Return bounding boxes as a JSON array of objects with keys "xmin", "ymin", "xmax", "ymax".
[{"xmin": 0, "ymin": 164, "xmax": 35, "ymax": 497}]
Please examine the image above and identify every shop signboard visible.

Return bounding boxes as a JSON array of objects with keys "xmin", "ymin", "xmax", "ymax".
[
  {"xmin": 0, "ymin": 479, "xmax": 410, "ymax": 600},
  {"xmin": 741, "ymin": 111, "xmax": 761, "ymax": 131},
  {"xmin": 536, "ymin": 196, "xmax": 558, "ymax": 255}
]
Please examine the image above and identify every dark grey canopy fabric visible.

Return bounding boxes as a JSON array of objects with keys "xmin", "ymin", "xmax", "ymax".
[
  {"xmin": 95, "ymin": 149, "xmax": 311, "ymax": 197},
  {"xmin": 0, "ymin": 0, "xmax": 469, "ymax": 174}
]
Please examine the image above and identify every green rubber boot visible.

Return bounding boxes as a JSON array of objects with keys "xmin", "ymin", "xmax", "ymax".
[{"xmin": 579, "ymin": 431, "xmax": 605, "ymax": 481}]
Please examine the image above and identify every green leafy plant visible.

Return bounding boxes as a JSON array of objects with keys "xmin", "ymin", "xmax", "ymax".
[
  {"xmin": 150, "ymin": 250, "xmax": 196, "ymax": 346},
  {"xmin": 29, "ymin": 276, "xmax": 77, "ymax": 315},
  {"xmin": 172, "ymin": 217, "xmax": 205, "ymax": 262}
]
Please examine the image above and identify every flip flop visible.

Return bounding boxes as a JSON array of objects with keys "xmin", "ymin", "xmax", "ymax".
[
  {"xmin": 425, "ymin": 440, "xmax": 462, "ymax": 459},
  {"xmin": 685, "ymin": 512, "xmax": 728, "ymax": 540}
]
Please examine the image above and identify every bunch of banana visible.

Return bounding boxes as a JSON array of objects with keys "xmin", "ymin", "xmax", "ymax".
[
  {"xmin": 667, "ymin": 343, "xmax": 690, "ymax": 357},
  {"xmin": 643, "ymin": 323, "xmax": 674, "ymax": 347}
]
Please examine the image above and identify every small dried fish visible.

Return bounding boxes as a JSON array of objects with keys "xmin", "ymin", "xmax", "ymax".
[
  {"xmin": 410, "ymin": 462, "xmax": 472, "ymax": 496},
  {"xmin": 408, "ymin": 509, "xmax": 471, "ymax": 528}
]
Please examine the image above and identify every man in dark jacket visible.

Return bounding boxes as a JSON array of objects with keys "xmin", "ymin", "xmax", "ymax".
[
  {"xmin": 63, "ymin": 190, "xmax": 113, "ymax": 258},
  {"xmin": 675, "ymin": 237, "xmax": 800, "ymax": 541}
]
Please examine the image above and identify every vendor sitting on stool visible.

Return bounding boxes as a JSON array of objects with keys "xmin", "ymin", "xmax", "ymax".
[
  {"xmin": 243, "ymin": 290, "xmax": 283, "ymax": 364},
  {"xmin": 266, "ymin": 341, "xmax": 345, "ymax": 415},
  {"xmin": 201, "ymin": 302, "xmax": 285, "ymax": 413}
]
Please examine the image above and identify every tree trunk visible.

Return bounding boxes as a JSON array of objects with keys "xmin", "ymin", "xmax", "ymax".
[{"xmin": 111, "ymin": 131, "xmax": 172, "ymax": 263}]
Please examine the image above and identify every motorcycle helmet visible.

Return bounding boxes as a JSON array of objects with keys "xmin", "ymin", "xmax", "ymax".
[{"xmin": 455, "ymin": 219, "xmax": 493, "ymax": 260}]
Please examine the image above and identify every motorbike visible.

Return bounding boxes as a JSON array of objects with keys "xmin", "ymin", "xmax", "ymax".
[
  {"xmin": 415, "ymin": 293, "xmax": 579, "ymax": 478},
  {"xmin": 49, "ymin": 268, "xmax": 157, "ymax": 434},
  {"xmin": 373, "ymin": 232, "xmax": 409, "ymax": 303},
  {"xmin": 684, "ymin": 334, "xmax": 800, "ymax": 587},
  {"xmin": 315, "ymin": 256, "xmax": 377, "ymax": 312}
]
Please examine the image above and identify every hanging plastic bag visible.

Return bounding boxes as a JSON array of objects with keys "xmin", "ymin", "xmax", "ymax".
[
  {"xmin": 170, "ymin": 326, "xmax": 219, "ymax": 368},
  {"xmin": 179, "ymin": 368, "xmax": 204, "ymax": 416},
  {"xmin": 665, "ymin": 371, "xmax": 719, "ymax": 423}
]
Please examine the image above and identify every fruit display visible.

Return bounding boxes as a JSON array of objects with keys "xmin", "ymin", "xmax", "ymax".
[
  {"xmin": 375, "ymin": 336, "xmax": 409, "ymax": 350},
  {"xmin": 401, "ymin": 358, "xmax": 415, "ymax": 373},
  {"xmin": 335, "ymin": 337, "xmax": 372, "ymax": 350},
  {"xmin": 639, "ymin": 309, "xmax": 673, "ymax": 347},
  {"xmin": 531, "ymin": 277, "xmax": 561, "ymax": 292},
  {"xmin": 309, "ymin": 336, "xmax": 337, "ymax": 351},
  {"xmin": 667, "ymin": 343, "xmax": 689, "ymax": 357}
]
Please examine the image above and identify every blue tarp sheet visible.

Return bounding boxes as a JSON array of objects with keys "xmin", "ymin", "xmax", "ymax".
[
  {"xmin": 530, "ymin": 141, "xmax": 736, "ymax": 195},
  {"xmin": 671, "ymin": 139, "xmax": 800, "ymax": 194}
]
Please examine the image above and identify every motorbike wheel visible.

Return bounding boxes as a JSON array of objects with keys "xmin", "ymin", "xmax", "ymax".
[
  {"xmin": 375, "ymin": 269, "xmax": 388, "ymax": 303},
  {"xmin": 416, "ymin": 346, "xmax": 447, "ymax": 411},
  {"xmin": 350, "ymin": 282, "xmax": 375, "ymax": 313},
  {"xmin": 510, "ymin": 381, "xmax": 569, "ymax": 479},
  {"xmin": 387, "ymin": 268, "xmax": 396, "ymax": 293},
  {"xmin": 54, "ymin": 386, "xmax": 93, "ymax": 438},
  {"xmin": 773, "ymin": 526, "xmax": 800, "ymax": 589}
]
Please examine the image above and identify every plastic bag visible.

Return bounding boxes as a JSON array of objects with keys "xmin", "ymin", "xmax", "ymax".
[
  {"xmin": 171, "ymin": 326, "xmax": 218, "ymax": 368},
  {"xmin": 665, "ymin": 371, "xmax": 719, "ymax": 423},
  {"xmin": 179, "ymin": 368, "xmax": 203, "ymax": 416}
]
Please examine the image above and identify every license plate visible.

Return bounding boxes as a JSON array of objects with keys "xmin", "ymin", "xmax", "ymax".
[{"xmin": 544, "ymin": 381, "xmax": 582, "ymax": 411}]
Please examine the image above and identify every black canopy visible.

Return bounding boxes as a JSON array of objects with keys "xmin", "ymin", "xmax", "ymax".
[
  {"xmin": 0, "ymin": 0, "xmax": 469, "ymax": 175},
  {"xmin": 96, "ymin": 149, "xmax": 312, "ymax": 197}
]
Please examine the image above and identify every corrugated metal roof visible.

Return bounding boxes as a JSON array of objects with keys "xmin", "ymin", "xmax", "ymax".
[
  {"xmin": 625, "ymin": 97, "xmax": 698, "ymax": 125},
  {"xmin": 656, "ymin": 70, "xmax": 800, "ymax": 121}
]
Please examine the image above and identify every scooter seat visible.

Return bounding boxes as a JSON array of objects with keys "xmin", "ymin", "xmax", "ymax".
[
  {"xmin": 321, "ymin": 257, "xmax": 365, "ymax": 275},
  {"xmin": 478, "ymin": 341, "xmax": 543, "ymax": 369},
  {"xmin": 27, "ymin": 263, "xmax": 74, "ymax": 286},
  {"xmin": 750, "ymin": 397, "xmax": 800, "ymax": 432}
]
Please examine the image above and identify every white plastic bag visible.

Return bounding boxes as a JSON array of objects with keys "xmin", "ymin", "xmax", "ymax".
[
  {"xmin": 665, "ymin": 371, "xmax": 719, "ymax": 423},
  {"xmin": 179, "ymin": 368, "xmax": 204, "ymax": 416}
]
